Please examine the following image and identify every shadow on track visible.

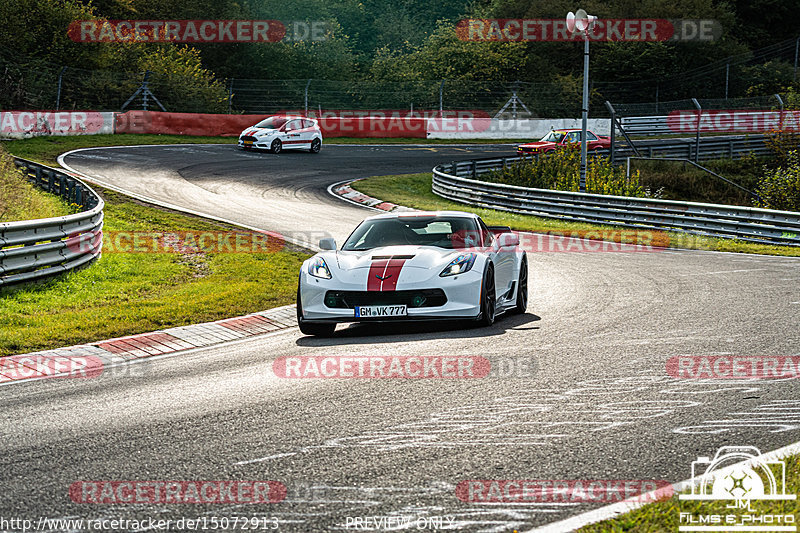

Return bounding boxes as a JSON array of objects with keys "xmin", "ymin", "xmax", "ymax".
[{"xmin": 295, "ymin": 313, "xmax": 541, "ymax": 346}]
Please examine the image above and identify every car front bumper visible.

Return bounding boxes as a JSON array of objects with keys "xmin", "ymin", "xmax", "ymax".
[{"xmin": 298, "ymin": 269, "xmax": 483, "ymax": 322}]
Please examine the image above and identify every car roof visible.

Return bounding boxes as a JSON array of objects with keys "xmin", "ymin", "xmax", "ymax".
[
  {"xmin": 266, "ymin": 114, "xmax": 315, "ymax": 121},
  {"xmin": 362, "ymin": 210, "xmax": 480, "ymax": 222}
]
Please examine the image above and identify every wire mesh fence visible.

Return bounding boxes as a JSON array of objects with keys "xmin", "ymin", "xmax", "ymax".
[{"xmin": 1, "ymin": 35, "xmax": 798, "ymax": 117}]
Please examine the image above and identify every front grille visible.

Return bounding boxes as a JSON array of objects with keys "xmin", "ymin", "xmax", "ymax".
[
  {"xmin": 240, "ymin": 135, "xmax": 257, "ymax": 142},
  {"xmin": 324, "ymin": 289, "xmax": 447, "ymax": 309}
]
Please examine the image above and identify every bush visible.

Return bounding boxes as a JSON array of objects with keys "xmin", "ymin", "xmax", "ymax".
[
  {"xmin": 482, "ymin": 148, "xmax": 647, "ymax": 197},
  {"xmin": 754, "ymin": 150, "xmax": 800, "ymax": 211}
]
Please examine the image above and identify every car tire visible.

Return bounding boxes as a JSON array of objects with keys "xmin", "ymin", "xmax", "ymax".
[
  {"xmin": 270, "ymin": 139, "xmax": 282, "ymax": 154},
  {"xmin": 296, "ymin": 286, "xmax": 336, "ymax": 337},
  {"xmin": 309, "ymin": 138, "xmax": 321, "ymax": 153},
  {"xmin": 511, "ymin": 254, "xmax": 528, "ymax": 314},
  {"xmin": 476, "ymin": 264, "xmax": 496, "ymax": 327}
]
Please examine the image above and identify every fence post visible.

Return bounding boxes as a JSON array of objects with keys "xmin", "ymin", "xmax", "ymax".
[
  {"xmin": 227, "ymin": 78, "xmax": 234, "ymax": 114},
  {"xmin": 775, "ymin": 93, "xmax": 784, "ymax": 131},
  {"xmin": 724, "ymin": 62, "xmax": 730, "ymax": 100},
  {"xmin": 472, "ymin": 161, "xmax": 477, "ymax": 179},
  {"xmin": 439, "ymin": 80, "xmax": 445, "ymax": 116},
  {"xmin": 691, "ymin": 98, "xmax": 702, "ymax": 163},
  {"xmin": 305, "ymin": 79, "xmax": 312, "ymax": 116},
  {"xmin": 606, "ymin": 101, "xmax": 616, "ymax": 165},
  {"xmin": 794, "ymin": 36, "xmax": 799, "ymax": 82},
  {"xmin": 55, "ymin": 66, "xmax": 67, "ymax": 111}
]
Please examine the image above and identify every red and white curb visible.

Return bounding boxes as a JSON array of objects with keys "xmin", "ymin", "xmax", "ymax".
[
  {"xmin": 328, "ymin": 179, "xmax": 414, "ymax": 212},
  {"xmin": 0, "ymin": 305, "xmax": 297, "ymax": 384}
]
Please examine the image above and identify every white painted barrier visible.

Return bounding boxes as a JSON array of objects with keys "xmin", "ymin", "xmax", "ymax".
[
  {"xmin": 427, "ymin": 118, "xmax": 610, "ymax": 139},
  {"xmin": 0, "ymin": 111, "xmax": 115, "ymax": 139}
]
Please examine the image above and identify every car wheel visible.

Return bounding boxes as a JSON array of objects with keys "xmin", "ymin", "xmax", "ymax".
[
  {"xmin": 511, "ymin": 255, "xmax": 528, "ymax": 314},
  {"xmin": 476, "ymin": 264, "xmax": 496, "ymax": 327},
  {"xmin": 296, "ymin": 286, "xmax": 335, "ymax": 337},
  {"xmin": 270, "ymin": 139, "xmax": 282, "ymax": 154},
  {"xmin": 309, "ymin": 138, "xmax": 321, "ymax": 153}
]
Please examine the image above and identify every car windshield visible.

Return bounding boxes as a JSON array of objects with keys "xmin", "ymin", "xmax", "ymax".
[
  {"xmin": 540, "ymin": 131, "xmax": 566, "ymax": 143},
  {"xmin": 254, "ymin": 117, "xmax": 287, "ymax": 129},
  {"xmin": 342, "ymin": 216, "xmax": 480, "ymax": 251}
]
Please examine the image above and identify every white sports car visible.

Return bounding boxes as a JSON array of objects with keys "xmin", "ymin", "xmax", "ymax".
[
  {"xmin": 296, "ymin": 211, "xmax": 528, "ymax": 336},
  {"xmin": 237, "ymin": 115, "xmax": 323, "ymax": 153}
]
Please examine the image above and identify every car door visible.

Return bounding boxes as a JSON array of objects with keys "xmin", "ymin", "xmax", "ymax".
[
  {"xmin": 300, "ymin": 119, "xmax": 317, "ymax": 146},
  {"xmin": 586, "ymin": 130, "xmax": 602, "ymax": 150},
  {"xmin": 564, "ymin": 131, "xmax": 580, "ymax": 147},
  {"xmin": 282, "ymin": 119, "xmax": 305, "ymax": 148},
  {"xmin": 479, "ymin": 220, "xmax": 515, "ymax": 302}
]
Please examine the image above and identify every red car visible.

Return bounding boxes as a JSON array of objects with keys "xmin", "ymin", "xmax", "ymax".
[{"xmin": 517, "ymin": 129, "xmax": 610, "ymax": 155}]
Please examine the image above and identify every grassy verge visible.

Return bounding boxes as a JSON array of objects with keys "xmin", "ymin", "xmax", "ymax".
[
  {"xmin": 352, "ymin": 173, "xmax": 800, "ymax": 256},
  {"xmin": 577, "ymin": 454, "xmax": 800, "ymax": 532},
  {"xmin": 0, "ymin": 134, "xmax": 522, "ymax": 167},
  {"xmin": 0, "ymin": 187, "xmax": 308, "ymax": 356},
  {"xmin": 0, "ymin": 134, "xmax": 237, "ymax": 167},
  {"xmin": 0, "ymin": 148, "xmax": 75, "ymax": 222}
]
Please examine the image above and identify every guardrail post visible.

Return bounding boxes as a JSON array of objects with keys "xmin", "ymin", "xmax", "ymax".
[
  {"xmin": 471, "ymin": 161, "xmax": 477, "ymax": 179},
  {"xmin": 691, "ymin": 98, "xmax": 702, "ymax": 163},
  {"xmin": 450, "ymin": 161, "xmax": 456, "ymax": 175}
]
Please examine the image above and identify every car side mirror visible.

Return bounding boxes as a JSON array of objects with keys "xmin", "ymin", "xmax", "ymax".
[
  {"xmin": 319, "ymin": 238, "xmax": 337, "ymax": 250},
  {"xmin": 498, "ymin": 233, "xmax": 519, "ymax": 248}
]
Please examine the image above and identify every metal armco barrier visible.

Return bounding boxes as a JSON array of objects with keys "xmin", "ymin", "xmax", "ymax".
[
  {"xmin": 432, "ymin": 158, "xmax": 800, "ymax": 246},
  {"xmin": 610, "ymin": 134, "xmax": 771, "ymax": 161},
  {"xmin": 1, "ymin": 158, "xmax": 104, "ymax": 288}
]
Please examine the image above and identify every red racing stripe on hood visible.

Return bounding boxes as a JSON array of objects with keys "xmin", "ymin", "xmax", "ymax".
[{"xmin": 367, "ymin": 257, "xmax": 408, "ymax": 291}]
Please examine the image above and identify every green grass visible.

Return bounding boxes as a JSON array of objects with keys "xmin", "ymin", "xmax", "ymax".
[
  {"xmin": 0, "ymin": 134, "xmax": 237, "ymax": 167},
  {"xmin": 0, "ymin": 134, "xmax": 522, "ymax": 167},
  {"xmin": 352, "ymin": 173, "xmax": 800, "ymax": 256},
  {"xmin": 0, "ymin": 187, "xmax": 308, "ymax": 356},
  {"xmin": 0, "ymin": 148, "xmax": 75, "ymax": 222},
  {"xmin": 577, "ymin": 454, "xmax": 800, "ymax": 532}
]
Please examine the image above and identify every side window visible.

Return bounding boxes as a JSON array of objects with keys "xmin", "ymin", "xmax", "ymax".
[
  {"xmin": 566, "ymin": 131, "xmax": 580, "ymax": 143},
  {"xmin": 586, "ymin": 131, "xmax": 598, "ymax": 141},
  {"xmin": 303, "ymin": 119, "xmax": 315, "ymax": 129},
  {"xmin": 285, "ymin": 120, "xmax": 301, "ymax": 132}
]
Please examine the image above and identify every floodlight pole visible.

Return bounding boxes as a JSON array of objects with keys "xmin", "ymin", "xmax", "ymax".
[{"xmin": 580, "ymin": 34, "xmax": 589, "ymax": 193}]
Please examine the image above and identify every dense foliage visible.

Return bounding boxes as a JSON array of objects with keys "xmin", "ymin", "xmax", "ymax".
[
  {"xmin": 755, "ymin": 151, "xmax": 800, "ymax": 211},
  {"xmin": 0, "ymin": 0, "xmax": 798, "ymax": 112},
  {"xmin": 482, "ymin": 149, "xmax": 648, "ymax": 197}
]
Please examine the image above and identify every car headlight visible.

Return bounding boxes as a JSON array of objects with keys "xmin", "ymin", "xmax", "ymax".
[
  {"xmin": 308, "ymin": 257, "xmax": 332, "ymax": 279},
  {"xmin": 440, "ymin": 253, "xmax": 476, "ymax": 277}
]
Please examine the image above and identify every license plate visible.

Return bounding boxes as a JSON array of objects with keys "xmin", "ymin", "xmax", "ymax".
[
  {"xmin": 355, "ymin": 305, "xmax": 407, "ymax": 318},
  {"xmin": 243, "ymin": 140, "xmax": 253, "ymax": 146}
]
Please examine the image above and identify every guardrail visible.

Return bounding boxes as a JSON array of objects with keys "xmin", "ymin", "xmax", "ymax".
[
  {"xmin": 1, "ymin": 159, "xmax": 104, "ymax": 288},
  {"xmin": 432, "ymin": 157, "xmax": 800, "ymax": 246},
  {"xmin": 609, "ymin": 134, "xmax": 771, "ymax": 161}
]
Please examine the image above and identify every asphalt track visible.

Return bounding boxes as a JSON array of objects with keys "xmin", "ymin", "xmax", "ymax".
[{"xmin": 1, "ymin": 144, "xmax": 798, "ymax": 532}]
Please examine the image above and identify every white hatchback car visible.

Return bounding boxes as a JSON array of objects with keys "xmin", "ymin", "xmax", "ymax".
[{"xmin": 238, "ymin": 115, "xmax": 323, "ymax": 154}]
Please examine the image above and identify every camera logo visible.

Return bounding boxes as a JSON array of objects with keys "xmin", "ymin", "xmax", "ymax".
[{"xmin": 679, "ymin": 446, "xmax": 796, "ymax": 532}]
